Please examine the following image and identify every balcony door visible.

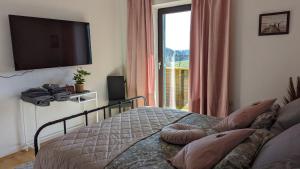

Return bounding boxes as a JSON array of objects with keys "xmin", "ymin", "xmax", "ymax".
[{"xmin": 158, "ymin": 5, "xmax": 191, "ymax": 110}]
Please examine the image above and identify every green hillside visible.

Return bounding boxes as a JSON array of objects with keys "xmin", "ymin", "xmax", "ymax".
[{"xmin": 175, "ymin": 60, "xmax": 189, "ymax": 69}]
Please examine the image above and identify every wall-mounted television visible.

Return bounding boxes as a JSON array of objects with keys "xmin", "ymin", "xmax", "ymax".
[{"xmin": 9, "ymin": 15, "xmax": 92, "ymax": 71}]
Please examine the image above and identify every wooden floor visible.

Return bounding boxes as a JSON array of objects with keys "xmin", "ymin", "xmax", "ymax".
[{"xmin": 0, "ymin": 149, "xmax": 34, "ymax": 169}]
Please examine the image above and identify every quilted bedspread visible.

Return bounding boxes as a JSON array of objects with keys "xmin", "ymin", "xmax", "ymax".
[
  {"xmin": 105, "ymin": 113, "xmax": 221, "ymax": 169},
  {"xmin": 34, "ymin": 107, "xmax": 190, "ymax": 169}
]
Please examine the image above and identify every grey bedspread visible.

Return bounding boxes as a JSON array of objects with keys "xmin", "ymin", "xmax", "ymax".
[
  {"xmin": 105, "ymin": 113, "xmax": 221, "ymax": 169},
  {"xmin": 34, "ymin": 107, "xmax": 190, "ymax": 169}
]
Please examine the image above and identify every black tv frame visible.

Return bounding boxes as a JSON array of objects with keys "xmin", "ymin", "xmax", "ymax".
[{"xmin": 9, "ymin": 15, "xmax": 92, "ymax": 71}]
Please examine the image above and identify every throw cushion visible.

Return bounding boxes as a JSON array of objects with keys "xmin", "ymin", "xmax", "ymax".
[
  {"xmin": 214, "ymin": 129, "xmax": 274, "ymax": 169},
  {"xmin": 252, "ymin": 123, "xmax": 300, "ymax": 169},
  {"xmin": 250, "ymin": 105, "xmax": 280, "ymax": 129},
  {"xmin": 160, "ymin": 123, "xmax": 207, "ymax": 145},
  {"xmin": 169, "ymin": 129, "xmax": 255, "ymax": 169},
  {"xmin": 214, "ymin": 99, "xmax": 276, "ymax": 132},
  {"xmin": 260, "ymin": 160, "xmax": 298, "ymax": 169},
  {"xmin": 271, "ymin": 98, "xmax": 300, "ymax": 134}
]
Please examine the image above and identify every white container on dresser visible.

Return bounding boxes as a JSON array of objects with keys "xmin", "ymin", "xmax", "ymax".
[{"xmin": 20, "ymin": 91, "xmax": 99, "ymax": 150}]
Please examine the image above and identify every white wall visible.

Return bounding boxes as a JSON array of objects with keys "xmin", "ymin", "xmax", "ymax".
[
  {"xmin": 0, "ymin": 0, "xmax": 124, "ymax": 157},
  {"xmin": 118, "ymin": 0, "xmax": 128, "ymax": 76},
  {"xmin": 153, "ymin": 0, "xmax": 182, "ymax": 5},
  {"xmin": 230, "ymin": 0, "xmax": 300, "ymax": 109}
]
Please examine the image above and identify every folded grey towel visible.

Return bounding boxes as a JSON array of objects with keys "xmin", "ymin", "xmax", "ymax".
[
  {"xmin": 22, "ymin": 86, "xmax": 71, "ymax": 105},
  {"xmin": 22, "ymin": 88, "xmax": 50, "ymax": 97},
  {"xmin": 43, "ymin": 84, "xmax": 66, "ymax": 94},
  {"xmin": 53, "ymin": 92, "xmax": 71, "ymax": 101},
  {"xmin": 21, "ymin": 95, "xmax": 54, "ymax": 106},
  {"xmin": 42, "ymin": 84, "xmax": 59, "ymax": 90}
]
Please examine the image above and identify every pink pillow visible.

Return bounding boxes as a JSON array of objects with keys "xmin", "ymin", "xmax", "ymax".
[
  {"xmin": 160, "ymin": 124, "xmax": 207, "ymax": 145},
  {"xmin": 169, "ymin": 129, "xmax": 255, "ymax": 169},
  {"xmin": 214, "ymin": 99, "xmax": 276, "ymax": 132}
]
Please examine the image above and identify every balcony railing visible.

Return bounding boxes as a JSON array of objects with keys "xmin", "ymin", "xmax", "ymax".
[{"xmin": 164, "ymin": 67, "xmax": 189, "ymax": 110}]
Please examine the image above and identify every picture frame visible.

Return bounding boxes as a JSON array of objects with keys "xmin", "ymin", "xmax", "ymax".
[{"xmin": 259, "ymin": 11, "xmax": 290, "ymax": 36}]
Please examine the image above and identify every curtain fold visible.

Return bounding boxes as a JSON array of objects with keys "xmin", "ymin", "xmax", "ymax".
[
  {"xmin": 127, "ymin": 0, "xmax": 155, "ymax": 106},
  {"xmin": 189, "ymin": 0, "xmax": 231, "ymax": 117}
]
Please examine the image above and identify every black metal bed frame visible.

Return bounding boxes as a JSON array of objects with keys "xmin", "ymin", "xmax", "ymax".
[{"xmin": 34, "ymin": 96, "xmax": 147, "ymax": 155}]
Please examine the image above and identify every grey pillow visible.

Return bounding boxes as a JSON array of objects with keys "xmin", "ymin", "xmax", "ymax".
[
  {"xmin": 271, "ymin": 98, "xmax": 300, "ymax": 134},
  {"xmin": 214, "ymin": 129, "xmax": 273, "ymax": 169},
  {"xmin": 261, "ymin": 160, "xmax": 299, "ymax": 169},
  {"xmin": 252, "ymin": 123, "xmax": 300, "ymax": 169}
]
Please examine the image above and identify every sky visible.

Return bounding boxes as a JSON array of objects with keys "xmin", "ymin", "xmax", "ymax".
[{"xmin": 165, "ymin": 11, "xmax": 191, "ymax": 50}]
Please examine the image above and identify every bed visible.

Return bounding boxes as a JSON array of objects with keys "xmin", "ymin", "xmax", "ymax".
[
  {"xmin": 34, "ymin": 96, "xmax": 300, "ymax": 169},
  {"xmin": 33, "ymin": 97, "xmax": 221, "ymax": 169}
]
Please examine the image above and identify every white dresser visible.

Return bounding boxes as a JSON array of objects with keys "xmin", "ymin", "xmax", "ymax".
[{"xmin": 20, "ymin": 91, "xmax": 99, "ymax": 150}]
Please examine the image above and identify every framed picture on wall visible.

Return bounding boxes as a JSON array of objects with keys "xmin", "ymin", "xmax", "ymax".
[{"xmin": 259, "ymin": 11, "xmax": 290, "ymax": 36}]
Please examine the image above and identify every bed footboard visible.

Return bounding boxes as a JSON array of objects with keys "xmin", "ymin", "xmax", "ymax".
[{"xmin": 34, "ymin": 96, "xmax": 147, "ymax": 155}]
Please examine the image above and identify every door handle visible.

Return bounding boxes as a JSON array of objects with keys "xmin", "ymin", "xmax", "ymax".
[{"xmin": 158, "ymin": 61, "xmax": 162, "ymax": 70}]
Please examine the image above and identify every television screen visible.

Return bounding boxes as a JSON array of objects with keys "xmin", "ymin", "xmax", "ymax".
[{"xmin": 9, "ymin": 15, "xmax": 92, "ymax": 70}]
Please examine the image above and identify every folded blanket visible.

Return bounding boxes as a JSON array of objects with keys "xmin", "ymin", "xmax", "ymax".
[
  {"xmin": 53, "ymin": 92, "xmax": 70, "ymax": 101},
  {"xmin": 22, "ymin": 88, "xmax": 50, "ymax": 98},
  {"xmin": 42, "ymin": 84, "xmax": 59, "ymax": 90},
  {"xmin": 43, "ymin": 84, "xmax": 67, "ymax": 94},
  {"xmin": 21, "ymin": 95, "xmax": 54, "ymax": 106},
  {"xmin": 21, "ymin": 88, "xmax": 55, "ymax": 106}
]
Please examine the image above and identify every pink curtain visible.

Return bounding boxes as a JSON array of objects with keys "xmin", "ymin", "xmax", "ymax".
[
  {"xmin": 127, "ymin": 0, "xmax": 155, "ymax": 106},
  {"xmin": 189, "ymin": 0, "xmax": 230, "ymax": 117}
]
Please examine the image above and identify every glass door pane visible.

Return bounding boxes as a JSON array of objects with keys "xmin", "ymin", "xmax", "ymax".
[{"xmin": 158, "ymin": 5, "xmax": 191, "ymax": 110}]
